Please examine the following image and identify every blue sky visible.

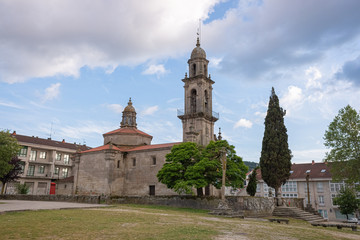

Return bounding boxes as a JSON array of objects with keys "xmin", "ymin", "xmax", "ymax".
[{"xmin": 1, "ymin": 0, "xmax": 360, "ymax": 163}]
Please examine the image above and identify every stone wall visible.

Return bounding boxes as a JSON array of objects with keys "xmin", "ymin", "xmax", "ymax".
[{"xmin": 0, "ymin": 194, "xmax": 102, "ymax": 204}]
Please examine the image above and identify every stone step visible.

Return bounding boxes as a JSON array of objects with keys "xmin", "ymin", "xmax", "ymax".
[{"xmin": 273, "ymin": 206, "xmax": 326, "ymax": 223}]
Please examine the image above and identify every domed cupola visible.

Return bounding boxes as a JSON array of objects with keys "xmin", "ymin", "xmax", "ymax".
[
  {"xmin": 188, "ymin": 37, "xmax": 209, "ymax": 78},
  {"xmin": 191, "ymin": 38, "xmax": 206, "ymax": 59},
  {"xmin": 121, "ymin": 98, "xmax": 137, "ymax": 128}
]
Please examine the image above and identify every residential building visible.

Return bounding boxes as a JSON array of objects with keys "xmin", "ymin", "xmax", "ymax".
[{"xmin": 2, "ymin": 132, "xmax": 90, "ymax": 195}]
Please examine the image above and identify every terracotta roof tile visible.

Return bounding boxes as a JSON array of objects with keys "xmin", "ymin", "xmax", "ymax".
[
  {"xmin": 127, "ymin": 142, "xmax": 181, "ymax": 152},
  {"xmin": 103, "ymin": 127, "xmax": 153, "ymax": 138},
  {"xmin": 12, "ymin": 134, "xmax": 91, "ymax": 151},
  {"xmin": 256, "ymin": 162, "xmax": 332, "ymax": 181},
  {"xmin": 80, "ymin": 144, "xmax": 121, "ymax": 153}
]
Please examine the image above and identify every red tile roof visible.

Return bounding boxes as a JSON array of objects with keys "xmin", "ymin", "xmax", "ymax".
[
  {"xmin": 80, "ymin": 144, "xmax": 122, "ymax": 153},
  {"xmin": 12, "ymin": 133, "xmax": 91, "ymax": 151},
  {"xmin": 127, "ymin": 142, "xmax": 181, "ymax": 152},
  {"xmin": 256, "ymin": 162, "xmax": 332, "ymax": 181},
  {"xmin": 103, "ymin": 127, "xmax": 153, "ymax": 138}
]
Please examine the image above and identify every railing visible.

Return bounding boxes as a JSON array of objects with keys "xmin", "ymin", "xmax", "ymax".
[{"xmin": 177, "ymin": 109, "xmax": 219, "ymax": 120}]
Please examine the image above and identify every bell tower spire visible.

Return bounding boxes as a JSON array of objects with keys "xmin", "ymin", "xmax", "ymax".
[
  {"xmin": 177, "ymin": 39, "xmax": 219, "ymax": 146},
  {"xmin": 121, "ymin": 98, "xmax": 137, "ymax": 128}
]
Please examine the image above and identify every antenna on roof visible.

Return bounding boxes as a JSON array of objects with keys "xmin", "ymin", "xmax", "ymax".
[
  {"xmin": 197, "ymin": 18, "xmax": 202, "ymax": 44},
  {"xmin": 49, "ymin": 122, "xmax": 54, "ymax": 139}
]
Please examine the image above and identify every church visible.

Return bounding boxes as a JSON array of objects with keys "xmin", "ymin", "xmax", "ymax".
[{"xmin": 73, "ymin": 38, "xmax": 219, "ymax": 196}]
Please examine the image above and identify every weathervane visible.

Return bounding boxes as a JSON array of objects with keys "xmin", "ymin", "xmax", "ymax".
[{"xmin": 197, "ymin": 18, "xmax": 202, "ymax": 44}]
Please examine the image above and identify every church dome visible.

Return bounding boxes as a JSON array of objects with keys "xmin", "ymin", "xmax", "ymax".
[
  {"xmin": 123, "ymin": 98, "xmax": 135, "ymax": 112},
  {"xmin": 190, "ymin": 38, "xmax": 206, "ymax": 59}
]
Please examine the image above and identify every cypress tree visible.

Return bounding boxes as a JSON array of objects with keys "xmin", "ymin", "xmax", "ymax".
[
  {"xmin": 260, "ymin": 87, "xmax": 292, "ymax": 199},
  {"xmin": 246, "ymin": 167, "xmax": 258, "ymax": 196}
]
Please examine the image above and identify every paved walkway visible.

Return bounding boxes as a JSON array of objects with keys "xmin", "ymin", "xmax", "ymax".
[{"xmin": 0, "ymin": 200, "xmax": 107, "ymax": 213}]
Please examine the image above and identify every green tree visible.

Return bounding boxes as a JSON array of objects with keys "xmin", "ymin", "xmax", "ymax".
[
  {"xmin": 157, "ymin": 140, "xmax": 248, "ymax": 196},
  {"xmin": 246, "ymin": 167, "xmax": 258, "ymax": 196},
  {"xmin": 0, "ymin": 130, "xmax": 21, "ymax": 178},
  {"xmin": 260, "ymin": 87, "xmax": 292, "ymax": 198},
  {"xmin": 16, "ymin": 183, "xmax": 29, "ymax": 195},
  {"xmin": 157, "ymin": 142, "xmax": 202, "ymax": 195},
  {"xmin": 333, "ymin": 186, "xmax": 360, "ymax": 220},
  {"xmin": 324, "ymin": 105, "xmax": 360, "ymax": 185},
  {"xmin": 0, "ymin": 156, "xmax": 23, "ymax": 194}
]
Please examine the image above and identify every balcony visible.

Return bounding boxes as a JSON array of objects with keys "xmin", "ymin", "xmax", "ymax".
[{"xmin": 177, "ymin": 109, "xmax": 219, "ymax": 121}]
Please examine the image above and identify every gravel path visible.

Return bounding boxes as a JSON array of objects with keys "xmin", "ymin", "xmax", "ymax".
[{"xmin": 0, "ymin": 200, "xmax": 107, "ymax": 213}]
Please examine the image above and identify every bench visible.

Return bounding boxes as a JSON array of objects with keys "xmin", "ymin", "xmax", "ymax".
[
  {"xmin": 268, "ymin": 218, "xmax": 289, "ymax": 224},
  {"xmin": 311, "ymin": 222, "xmax": 357, "ymax": 232}
]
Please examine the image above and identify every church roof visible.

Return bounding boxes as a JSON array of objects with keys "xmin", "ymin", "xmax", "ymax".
[
  {"xmin": 127, "ymin": 142, "xmax": 181, "ymax": 152},
  {"xmin": 80, "ymin": 144, "xmax": 122, "ymax": 153},
  {"xmin": 103, "ymin": 128, "xmax": 153, "ymax": 138}
]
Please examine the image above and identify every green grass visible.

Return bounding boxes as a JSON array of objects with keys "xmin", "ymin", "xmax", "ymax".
[{"xmin": 0, "ymin": 204, "xmax": 359, "ymax": 239}]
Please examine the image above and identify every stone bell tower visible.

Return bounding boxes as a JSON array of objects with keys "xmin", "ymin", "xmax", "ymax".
[{"xmin": 177, "ymin": 38, "xmax": 219, "ymax": 146}]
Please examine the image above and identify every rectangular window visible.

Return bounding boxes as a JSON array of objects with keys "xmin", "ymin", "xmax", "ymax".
[
  {"xmin": 318, "ymin": 195, "xmax": 325, "ymax": 206},
  {"xmin": 39, "ymin": 151, "xmax": 47, "ymax": 159},
  {"xmin": 330, "ymin": 181, "xmax": 345, "ymax": 192},
  {"xmin": 151, "ymin": 156, "xmax": 156, "ymax": 165},
  {"xmin": 64, "ymin": 154, "xmax": 70, "ymax": 164},
  {"xmin": 62, "ymin": 168, "xmax": 69, "ymax": 178},
  {"xmin": 263, "ymin": 183, "xmax": 275, "ymax": 195},
  {"xmin": 281, "ymin": 181, "xmax": 297, "ymax": 192},
  {"xmin": 256, "ymin": 183, "xmax": 260, "ymax": 192},
  {"xmin": 54, "ymin": 167, "xmax": 59, "ymax": 175},
  {"xmin": 132, "ymin": 158, "xmax": 136, "ymax": 167},
  {"xmin": 117, "ymin": 160, "xmax": 120, "ymax": 168},
  {"xmin": 20, "ymin": 162, "xmax": 25, "ymax": 173},
  {"xmin": 27, "ymin": 165, "xmax": 35, "ymax": 176},
  {"xmin": 304, "ymin": 183, "xmax": 311, "ymax": 193},
  {"xmin": 19, "ymin": 146, "xmax": 28, "ymax": 157},
  {"xmin": 317, "ymin": 182, "xmax": 324, "ymax": 192},
  {"xmin": 56, "ymin": 153, "xmax": 62, "ymax": 161},
  {"xmin": 149, "ymin": 185, "xmax": 155, "ymax": 196},
  {"xmin": 30, "ymin": 150, "xmax": 37, "ymax": 161},
  {"xmin": 38, "ymin": 165, "xmax": 45, "ymax": 174}
]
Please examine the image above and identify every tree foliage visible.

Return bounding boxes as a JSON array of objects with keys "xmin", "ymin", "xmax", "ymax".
[
  {"xmin": 0, "ymin": 130, "xmax": 21, "ymax": 178},
  {"xmin": 260, "ymin": 87, "xmax": 292, "ymax": 197},
  {"xmin": 333, "ymin": 186, "xmax": 360, "ymax": 219},
  {"xmin": 157, "ymin": 140, "xmax": 248, "ymax": 196},
  {"xmin": 0, "ymin": 156, "xmax": 23, "ymax": 194},
  {"xmin": 246, "ymin": 167, "xmax": 258, "ymax": 196},
  {"xmin": 324, "ymin": 105, "xmax": 360, "ymax": 185}
]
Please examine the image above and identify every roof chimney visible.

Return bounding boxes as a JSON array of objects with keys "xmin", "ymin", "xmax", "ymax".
[
  {"xmin": 62, "ymin": 139, "xmax": 65, "ymax": 143},
  {"xmin": 312, "ymin": 160, "xmax": 315, "ymax": 165},
  {"xmin": 12, "ymin": 131, "xmax": 16, "ymax": 135}
]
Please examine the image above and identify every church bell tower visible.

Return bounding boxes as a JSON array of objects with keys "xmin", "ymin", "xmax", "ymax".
[{"xmin": 178, "ymin": 38, "xmax": 219, "ymax": 146}]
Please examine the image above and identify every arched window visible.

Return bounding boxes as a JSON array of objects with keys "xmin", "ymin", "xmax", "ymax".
[
  {"xmin": 192, "ymin": 64, "xmax": 196, "ymax": 76},
  {"xmin": 204, "ymin": 90, "xmax": 209, "ymax": 112},
  {"xmin": 191, "ymin": 89, "xmax": 197, "ymax": 113}
]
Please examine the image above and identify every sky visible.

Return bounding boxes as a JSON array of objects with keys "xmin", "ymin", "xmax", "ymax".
[{"xmin": 1, "ymin": 0, "xmax": 360, "ymax": 164}]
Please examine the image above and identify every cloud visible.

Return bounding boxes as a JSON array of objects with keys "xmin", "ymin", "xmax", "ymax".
[
  {"xmin": 141, "ymin": 105, "xmax": 159, "ymax": 115},
  {"xmin": 234, "ymin": 118, "xmax": 253, "ymax": 129},
  {"xmin": 280, "ymin": 86, "xmax": 304, "ymax": 115},
  {"xmin": 43, "ymin": 83, "xmax": 61, "ymax": 102},
  {"xmin": 209, "ymin": 57, "xmax": 223, "ymax": 68},
  {"xmin": 142, "ymin": 64, "xmax": 167, "ymax": 76},
  {"xmin": 204, "ymin": 0, "xmax": 360, "ymax": 80},
  {"xmin": 0, "ymin": 0, "xmax": 220, "ymax": 83},
  {"xmin": 107, "ymin": 104, "xmax": 123, "ymax": 114},
  {"xmin": 0, "ymin": 100, "xmax": 23, "ymax": 109},
  {"xmin": 335, "ymin": 55, "xmax": 360, "ymax": 85},
  {"xmin": 305, "ymin": 66, "xmax": 322, "ymax": 89}
]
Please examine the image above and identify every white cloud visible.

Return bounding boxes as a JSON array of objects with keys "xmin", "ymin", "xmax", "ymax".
[
  {"xmin": 254, "ymin": 111, "xmax": 266, "ymax": 118},
  {"xmin": 142, "ymin": 64, "xmax": 167, "ymax": 76},
  {"xmin": 305, "ymin": 66, "xmax": 322, "ymax": 89},
  {"xmin": 0, "ymin": 0, "xmax": 220, "ymax": 83},
  {"xmin": 0, "ymin": 100, "xmax": 23, "ymax": 109},
  {"xmin": 291, "ymin": 148, "xmax": 327, "ymax": 163},
  {"xmin": 43, "ymin": 83, "xmax": 61, "ymax": 102},
  {"xmin": 234, "ymin": 118, "xmax": 253, "ymax": 129},
  {"xmin": 209, "ymin": 57, "xmax": 223, "ymax": 68},
  {"xmin": 280, "ymin": 86, "xmax": 304, "ymax": 115},
  {"xmin": 107, "ymin": 104, "xmax": 123, "ymax": 114},
  {"xmin": 141, "ymin": 105, "xmax": 159, "ymax": 115}
]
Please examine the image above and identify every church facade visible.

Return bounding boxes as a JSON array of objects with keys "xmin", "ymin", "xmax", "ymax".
[{"xmin": 73, "ymin": 39, "xmax": 219, "ymax": 196}]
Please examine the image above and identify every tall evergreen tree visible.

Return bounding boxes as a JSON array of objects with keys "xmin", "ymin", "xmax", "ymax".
[
  {"xmin": 246, "ymin": 167, "xmax": 258, "ymax": 196},
  {"xmin": 260, "ymin": 87, "xmax": 292, "ymax": 199}
]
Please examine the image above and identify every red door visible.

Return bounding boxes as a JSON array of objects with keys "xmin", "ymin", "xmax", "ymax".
[{"xmin": 50, "ymin": 182, "xmax": 56, "ymax": 195}]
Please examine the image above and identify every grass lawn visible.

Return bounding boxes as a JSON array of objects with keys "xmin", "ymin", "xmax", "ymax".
[{"xmin": 0, "ymin": 204, "xmax": 359, "ymax": 240}]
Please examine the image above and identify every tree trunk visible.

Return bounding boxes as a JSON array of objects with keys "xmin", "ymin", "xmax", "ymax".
[
  {"xmin": 1, "ymin": 182, "xmax": 5, "ymax": 194},
  {"xmin": 197, "ymin": 188, "xmax": 203, "ymax": 196}
]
